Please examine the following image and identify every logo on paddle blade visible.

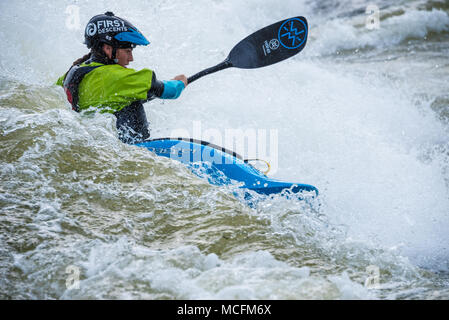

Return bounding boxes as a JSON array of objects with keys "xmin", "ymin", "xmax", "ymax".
[
  {"xmin": 278, "ymin": 18, "xmax": 307, "ymax": 49},
  {"xmin": 262, "ymin": 39, "xmax": 280, "ymax": 56},
  {"xmin": 269, "ymin": 39, "xmax": 280, "ymax": 50}
]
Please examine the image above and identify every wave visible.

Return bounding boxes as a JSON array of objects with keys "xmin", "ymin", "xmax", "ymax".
[
  {"xmin": 308, "ymin": 9, "xmax": 449, "ymax": 56},
  {"xmin": 1, "ymin": 0, "xmax": 449, "ymax": 299}
]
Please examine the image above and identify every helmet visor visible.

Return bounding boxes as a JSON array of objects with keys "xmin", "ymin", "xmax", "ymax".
[{"xmin": 114, "ymin": 28, "xmax": 150, "ymax": 46}]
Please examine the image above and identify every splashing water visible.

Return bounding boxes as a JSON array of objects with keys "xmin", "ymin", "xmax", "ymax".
[{"xmin": 1, "ymin": 0, "xmax": 448, "ymax": 299}]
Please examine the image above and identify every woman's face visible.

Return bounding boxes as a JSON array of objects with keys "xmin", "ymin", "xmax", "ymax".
[
  {"xmin": 102, "ymin": 44, "xmax": 134, "ymax": 67},
  {"xmin": 115, "ymin": 48, "xmax": 134, "ymax": 67}
]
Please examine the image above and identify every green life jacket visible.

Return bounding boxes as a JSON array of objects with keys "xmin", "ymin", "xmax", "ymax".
[
  {"xmin": 56, "ymin": 61, "xmax": 153, "ymax": 114},
  {"xmin": 56, "ymin": 58, "xmax": 155, "ymax": 143}
]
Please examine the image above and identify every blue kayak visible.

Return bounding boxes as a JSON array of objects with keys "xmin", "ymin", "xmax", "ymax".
[{"xmin": 135, "ymin": 138, "xmax": 318, "ymax": 199}]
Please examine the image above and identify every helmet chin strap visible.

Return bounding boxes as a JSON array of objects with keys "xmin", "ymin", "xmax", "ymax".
[{"xmin": 112, "ymin": 47, "xmax": 119, "ymax": 64}]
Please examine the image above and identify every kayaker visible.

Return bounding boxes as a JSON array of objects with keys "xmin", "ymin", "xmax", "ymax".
[{"xmin": 56, "ymin": 11, "xmax": 188, "ymax": 143}]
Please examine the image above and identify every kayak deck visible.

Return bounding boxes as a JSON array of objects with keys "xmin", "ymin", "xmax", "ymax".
[{"xmin": 135, "ymin": 138, "xmax": 318, "ymax": 198}]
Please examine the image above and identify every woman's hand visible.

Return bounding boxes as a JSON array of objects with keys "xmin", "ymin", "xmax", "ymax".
[{"xmin": 172, "ymin": 74, "xmax": 188, "ymax": 87}]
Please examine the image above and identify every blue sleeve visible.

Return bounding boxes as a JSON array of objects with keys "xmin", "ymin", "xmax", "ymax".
[{"xmin": 161, "ymin": 80, "xmax": 185, "ymax": 99}]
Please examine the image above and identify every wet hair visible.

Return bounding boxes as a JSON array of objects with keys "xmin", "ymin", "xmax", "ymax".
[
  {"xmin": 70, "ymin": 43, "xmax": 112, "ymax": 67},
  {"xmin": 72, "ymin": 52, "xmax": 92, "ymax": 66}
]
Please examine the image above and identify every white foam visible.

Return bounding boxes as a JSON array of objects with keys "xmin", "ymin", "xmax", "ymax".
[
  {"xmin": 1, "ymin": 0, "xmax": 448, "ymax": 298},
  {"xmin": 60, "ymin": 239, "xmax": 371, "ymax": 299},
  {"xmin": 308, "ymin": 9, "xmax": 449, "ymax": 56}
]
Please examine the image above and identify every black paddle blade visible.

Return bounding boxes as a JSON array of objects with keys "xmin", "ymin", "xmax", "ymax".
[{"xmin": 228, "ymin": 16, "xmax": 308, "ymax": 69}]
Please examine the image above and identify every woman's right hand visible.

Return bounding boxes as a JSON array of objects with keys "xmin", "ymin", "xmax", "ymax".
[{"xmin": 172, "ymin": 74, "xmax": 188, "ymax": 87}]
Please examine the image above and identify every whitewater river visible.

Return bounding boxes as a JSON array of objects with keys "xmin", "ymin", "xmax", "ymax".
[{"xmin": 1, "ymin": 0, "xmax": 448, "ymax": 299}]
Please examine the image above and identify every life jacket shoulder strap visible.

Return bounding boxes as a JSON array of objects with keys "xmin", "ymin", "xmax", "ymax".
[{"xmin": 63, "ymin": 64, "xmax": 102, "ymax": 112}]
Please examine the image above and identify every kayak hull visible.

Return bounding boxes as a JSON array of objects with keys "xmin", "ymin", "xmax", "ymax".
[{"xmin": 135, "ymin": 138, "xmax": 318, "ymax": 198}]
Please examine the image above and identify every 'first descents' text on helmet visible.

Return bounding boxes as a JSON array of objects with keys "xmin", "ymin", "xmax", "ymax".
[{"xmin": 84, "ymin": 11, "xmax": 150, "ymax": 49}]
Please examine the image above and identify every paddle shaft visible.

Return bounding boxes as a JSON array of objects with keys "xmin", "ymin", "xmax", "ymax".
[{"xmin": 187, "ymin": 60, "xmax": 233, "ymax": 84}]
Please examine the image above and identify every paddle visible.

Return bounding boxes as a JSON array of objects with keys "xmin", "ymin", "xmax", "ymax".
[{"xmin": 187, "ymin": 16, "xmax": 308, "ymax": 84}]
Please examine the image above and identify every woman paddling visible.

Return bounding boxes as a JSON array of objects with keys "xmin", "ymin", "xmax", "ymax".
[{"xmin": 56, "ymin": 11, "xmax": 188, "ymax": 143}]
